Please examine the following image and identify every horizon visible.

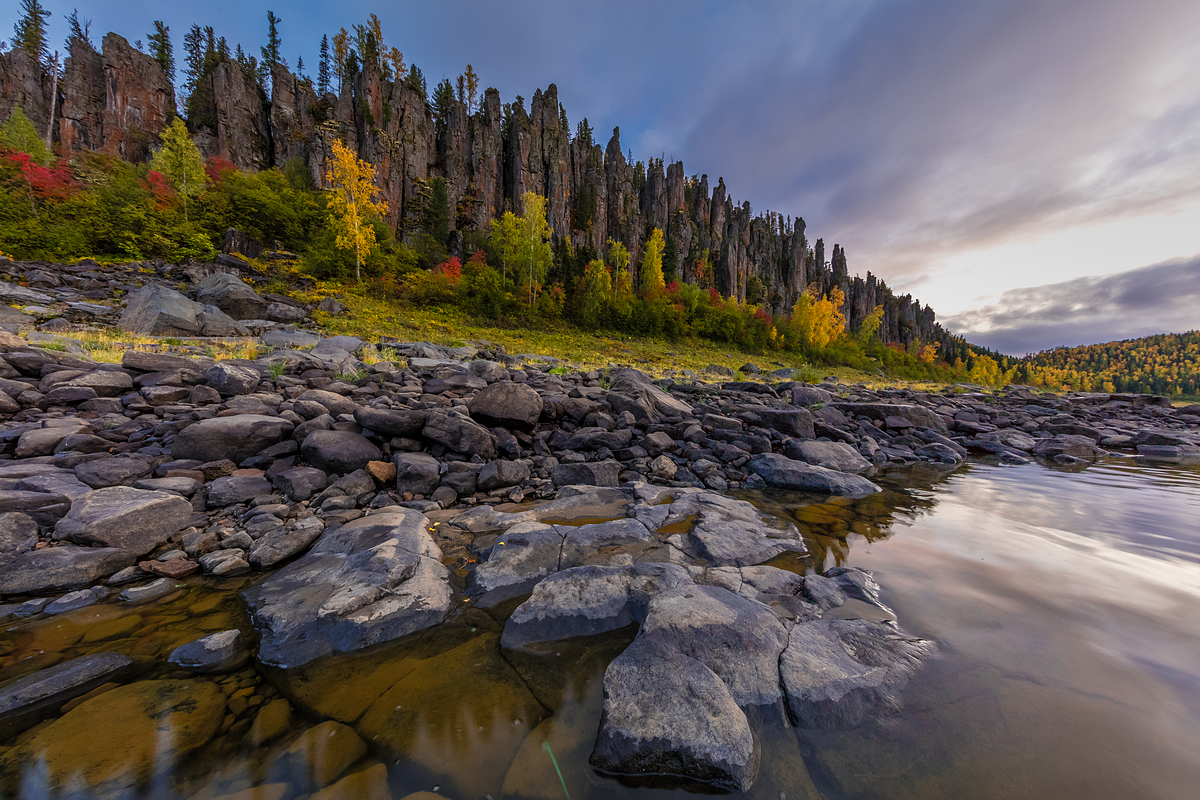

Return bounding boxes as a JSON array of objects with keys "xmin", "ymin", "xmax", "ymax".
[{"xmin": 7, "ymin": 0, "xmax": 1200, "ymax": 357}]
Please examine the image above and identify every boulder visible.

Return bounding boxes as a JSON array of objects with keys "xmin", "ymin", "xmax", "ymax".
[
  {"xmin": 784, "ymin": 439, "xmax": 871, "ymax": 474},
  {"xmin": 0, "ymin": 512, "xmax": 38, "ymax": 566},
  {"xmin": 477, "ymin": 459, "xmax": 531, "ymax": 492},
  {"xmin": 54, "ymin": 486, "xmax": 192, "ymax": 554},
  {"xmin": 207, "ymin": 475, "xmax": 273, "ymax": 506},
  {"xmin": 661, "ymin": 489, "xmax": 809, "ymax": 566},
  {"xmin": 204, "ymin": 362, "xmax": 260, "ymax": 396},
  {"xmin": 119, "ymin": 283, "xmax": 203, "ymax": 336},
  {"xmin": 591, "ymin": 636, "xmax": 758, "ymax": 792},
  {"xmin": 606, "ymin": 368, "xmax": 693, "ymax": 422},
  {"xmin": 272, "ymin": 466, "xmax": 329, "ymax": 501},
  {"xmin": 0, "ymin": 490, "xmax": 72, "ymax": 526},
  {"xmin": 242, "ymin": 509, "xmax": 451, "ymax": 667},
  {"xmin": 468, "ymin": 382, "xmax": 544, "ymax": 430},
  {"xmin": 167, "ymin": 629, "xmax": 248, "ymax": 673},
  {"xmin": 58, "ymin": 369, "xmax": 134, "ymax": 398},
  {"xmin": 298, "ymin": 388, "xmax": 357, "ymax": 417},
  {"xmin": 551, "ymin": 460, "xmax": 621, "ymax": 487},
  {"xmin": 122, "ymin": 349, "xmax": 214, "ymax": 373},
  {"xmin": 301, "ymin": 430, "xmax": 382, "ymax": 475},
  {"xmin": 780, "ymin": 619, "xmax": 937, "ymax": 728},
  {"xmin": 354, "ymin": 406, "xmax": 428, "ymax": 438},
  {"xmin": 756, "ymin": 408, "xmax": 815, "ymax": 438},
  {"xmin": 267, "ymin": 721, "xmax": 368, "ymax": 794},
  {"xmin": 0, "ymin": 545, "xmax": 135, "ymax": 595},
  {"xmin": 393, "ymin": 452, "xmax": 441, "ymax": 496},
  {"xmin": 172, "ymin": 414, "xmax": 294, "ymax": 463},
  {"xmin": 472, "ymin": 522, "xmax": 567, "ymax": 605},
  {"xmin": 749, "ymin": 453, "xmax": 881, "ymax": 496},
  {"xmin": 0, "ymin": 652, "xmax": 133, "ymax": 739},
  {"xmin": 15, "ymin": 422, "xmax": 91, "ymax": 457},
  {"xmin": 833, "ymin": 402, "xmax": 949, "ymax": 434},
  {"xmin": 422, "ymin": 411, "xmax": 496, "ymax": 459},
  {"xmin": 248, "ymin": 517, "xmax": 326, "ymax": 568},
  {"xmin": 74, "ymin": 456, "xmax": 152, "ymax": 488},
  {"xmin": 195, "ymin": 272, "xmax": 268, "ymax": 320}
]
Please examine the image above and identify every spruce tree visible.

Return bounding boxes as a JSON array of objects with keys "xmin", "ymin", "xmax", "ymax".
[
  {"xmin": 12, "ymin": 0, "xmax": 51, "ymax": 64},
  {"xmin": 260, "ymin": 11, "xmax": 282, "ymax": 72},
  {"xmin": 318, "ymin": 35, "xmax": 330, "ymax": 94},
  {"xmin": 182, "ymin": 25, "xmax": 205, "ymax": 98},
  {"xmin": 65, "ymin": 9, "xmax": 92, "ymax": 50},
  {"xmin": 147, "ymin": 21, "xmax": 174, "ymax": 81}
]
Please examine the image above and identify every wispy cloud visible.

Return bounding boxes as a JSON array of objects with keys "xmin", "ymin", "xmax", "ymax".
[{"xmin": 942, "ymin": 256, "xmax": 1200, "ymax": 355}]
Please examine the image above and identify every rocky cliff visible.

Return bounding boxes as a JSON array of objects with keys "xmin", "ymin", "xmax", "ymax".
[{"xmin": 3, "ymin": 40, "xmax": 949, "ymax": 351}]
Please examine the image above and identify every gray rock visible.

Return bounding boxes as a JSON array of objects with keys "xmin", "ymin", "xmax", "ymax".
[
  {"xmin": 791, "ymin": 385, "xmax": 833, "ymax": 406},
  {"xmin": 422, "ymin": 411, "xmax": 496, "ymax": 459},
  {"xmin": 393, "ymin": 452, "xmax": 441, "ymax": 496},
  {"xmin": 0, "ymin": 512, "xmax": 39, "ymax": 565},
  {"xmin": 477, "ymin": 459, "xmax": 531, "ymax": 492},
  {"xmin": 74, "ymin": 456, "xmax": 152, "ymax": 488},
  {"xmin": 780, "ymin": 619, "xmax": 936, "ymax": 728},
  {"xmin": 207, "ymin": 475, "xmax": 273, "ymax": 507},
  {"xmin": 551, "ymin": 460, "xmax": 621, "ymax": 487},
  {"xmin": 242, "ymin": 508, "xmax": 451, "ymax": 668},
  {"xmin": 606, "ymin": 368, "xmax": 694, "ymax": 422},
  {"xmin": 756, "ymin": 408, "xmax": 815, "ymax": 438},
  {"xmin": 122, "ymin": 349, "xmax": 214, "ymax": 374},
  {"xmin": 0, "ymin": 546, "xmax": 135, "ymax": 595},
  {"xmin": 472, "ymin": 522, "xmax": 565, "ymax": 605},
  {"xmin": 44, "ymin": 588, "xmax": 99, "ymax": 614},
  {"xmin": 196, "ymin": 272, "xmax": 268, "ymax": 320},
  {"xmin": 650, "ymin": 454, "xmax": 677, "ymax": 480},
  {"xmin": 591, "ymin": 636, "xmax": 758, "ymax": 792},
  {"xmin": 15, "ymin": 423, "xmax": 90, "ymax": 458},
  {"xmin": 0, "ymin": 652, "xmax": 133, "ymax": 739},
  {"xmin": 501, "ymin": 563, "xmax": 693, "ymax": 650},
  {"xmin": 120, "ymin": 283, "xmax": 203, "ymax": 336},
  {"xmin": 272, "ymin": 466, "xmax": 328, "ymax": 501},
  {"xmin": 54, "ymin": 486, "xmax": 192, "ymax": 555},
  {"xmin": 1031, "ymin": 434, "xmax": 1106, "ymax": 460},
  {"xmin": 297, "ymin": 388, "xmax": 357, "ymax": 417},
  {"xmin": 0, "ymin": 490, "xmax": 72, "ymax": 526},
  {"xmin": 119, "ymin": 577, "xmax": 179, "ymax": 603},
  {"xmin": 248, "ymin": 517, "xmax": 325, "ymax": 568},
  {"xmin": 197, "ymin": 304, "xmax": 252, "ymax": 336},
  {"xmin": 468, "ymin": 382, "xmax": 544, "ymax": 430},
  {"xmin": 354, "ymin": 406, "xmax": 428, "ymax": 438},
  {"xmin": 662, "ymin": 490, "xmax": 809, "ymax": 566},
  {"xmin": 833, "ymin": 402, "xmax": 949, "ymax": 434},
  {"xmin": 560, "ymin": 518, "xmax": 656, "ymax": 569},
  {"xmin": 315, "ymin": 297, "xmax": 346, "ymax": 315},
  {"xmin": 167, "ymin": 629, "xmax": 248, "ymax": 673},
  {"xmin": 749, "ymin": 453, "xmax": 882, "ymax": 496},
  {"xmin": 301, "ymin": 430, "xmax": 382, "ymax": 475},
  {"xmin": 784, "ymin": 439, "xmax": 871, "ymax": 474},
  {"xmin": 642, "ymin": 431, "xmax": 676, "ymax": 457},
  {"xmin": 58, "ymin": 370, "xmax": 134, "ymax": 398},
  {"xmin": 564, "ymin": 427, "xmax": 634, "ymax": 451},
  {"xmin": 204, "ymin": 362, "xmax": 260, "ymax": 396},
  {"xmin": 172, "ymin": 414, "xmax": 295, "ymax": 463}
]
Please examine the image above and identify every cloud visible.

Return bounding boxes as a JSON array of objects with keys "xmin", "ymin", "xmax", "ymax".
[{"xmin": 941, "ymin": 256, "xmax": 1200, "ymax": 355}]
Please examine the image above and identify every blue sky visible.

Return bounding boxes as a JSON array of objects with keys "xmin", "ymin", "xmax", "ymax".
[{"xmin": 14, "ymin": 0, "xmax": 1200, "ymax": 354}]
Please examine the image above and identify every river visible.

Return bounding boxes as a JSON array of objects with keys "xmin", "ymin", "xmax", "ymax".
[{"xmin": 2, "ymin": 457, "xmax": 1199, "ymax": 799}]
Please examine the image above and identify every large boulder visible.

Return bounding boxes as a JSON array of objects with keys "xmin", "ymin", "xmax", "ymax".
[
  {"xmin": 119, "ymin": 283, "xmax": 203, "ymax": 336},
  {"xmin": 58, "ymin": 369, "xmax": 134, "ymax": 398},
  {"xmin": 301, "ymin": 430, "xmax": 382, "ymax": 475},
  {"xmin": 477, "ymin": 459, "xmax": 531, "ymax": 492},
  {"xmin": 0, "ymin": 652, "xmax": 134, "ymax": 739},
  {"xmin": 54, "ymin": 486, "xmax": 192, "ymax": 554},
  {"xmin": 749, "ymin": 453, "xmax": 881, "ymax": 496},
  {"xmin": 204, "ymin": 362, "xmax": 260, "ymax": 396},
  {"xmin": 195, "ymin": 272, "xmax": 268, "ymax": 320},
  {"xmin": 207, "ymin": 475, "xmax": 273, "ymax": 506},
  {"xmin": 121, "ymin": 349, "xmax": 214, "ymax": 373},
  {"xmin": 756, "ymin": 408, "xmax": 815, "ymax": 438},
  {"xmin": 393, "ymin": 452, "xmax": 441, "ymax": 496},
  {"xmin": 784, "ymin": 439, "xmax": 872, "ymax": 474},
  {"xmin": 422, "ymin": 410, "xmax": 496, "ymax": 459},
  {"xmin": 551, "ymin": 460, "xmax": 621, "ymax": 487},
  {"xmin": 658, "ymin": 489, "xmax": 809, "ymax": 566},
  {"xmin": 0, "ymin": 512, "xmax": 38, "ymax": 566},
  {"xmin": 297, "ymin": 388, "xmax": 357, "ymax": 418},
  {"xmin": 0, "ymin": 545, "xmax": 135, "ymax": 595},
  {"xmin": 0, "ymin": 490, "xmax": 72, "ymax": 526},
  {"xmin": 468, "ymin": 382, "xmax": 544, "ymax": 430},
  {"xmin": 606, "ymin": 368, "xmax": 694, "ymax": 422},
  {"xmin": 172, "ymin": 414, "xmax": 294, "ymax": 463},
  {"xmin": 354, "ymin": 406, "xmax": 428, "ymax": 438},
  {"xmin": 74, "ymin": 456, "xmax": 152, "ymax": 488},
  {"xmin": 167, "ymin": 630, "xmax": 248, "ymax": 673},
  {"xmin": 241, "ymin": 509, "xmax": 452, "ymax": 667}
]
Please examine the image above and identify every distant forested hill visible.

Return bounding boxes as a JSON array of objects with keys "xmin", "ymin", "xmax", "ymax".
[{"xmin": 1021, "ymin": 331, "xmax": 1199, "ymax": 396}]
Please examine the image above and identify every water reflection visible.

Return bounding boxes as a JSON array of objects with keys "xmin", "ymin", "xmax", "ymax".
[{"xmin": 3, "ymin": 457, "xmax": 1200, "ymax": 799}]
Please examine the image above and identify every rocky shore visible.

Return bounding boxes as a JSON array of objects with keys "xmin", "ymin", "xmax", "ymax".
[{"xmin": 0, "ymin": 258, "xmax": 1198, "ymax": 796}]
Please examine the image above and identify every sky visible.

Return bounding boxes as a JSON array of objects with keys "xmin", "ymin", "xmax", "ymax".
[{"xmin": 15, "ymin": 0, "xmax": 1200, "ymax": 355}]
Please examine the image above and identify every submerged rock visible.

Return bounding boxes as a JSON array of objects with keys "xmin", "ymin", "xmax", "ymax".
[
  {"xmin": 0, "ymin": 651, "xmax": 133, "ymax": 738},
  {"xmin": 242, "ymin": 508, "xmax": 452, "ymax": 667}
]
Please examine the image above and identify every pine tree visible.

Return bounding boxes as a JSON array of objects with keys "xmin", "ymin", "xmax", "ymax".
[
  {"xmin": 463, "ymin": 64, "xmax": 479, "ymax": 114},
  {"xmin": 12, "ymin": 0, "xmax": 51, "ymax": 64},
  {"xmin": 147, "ymin": 21, "xmax": 174, "ymax": 81},
  {"xmin": 261, "ymin": 11, "xmax": 282, "ymax": 71},
  {"xmin": 432, "ymin": 78, "xmax": 454, "ymax": 125},
  {"xmin": 318, "ymin": 35, "xmax": 330, "ymax": 94},
  {"xmin": 182, "ymin": 25, "xmax": 205, "ymax": 97},
  {"xmin": 65, "ymin": 9, "xmax": 92, "ymax": 50},
  {"xmin": 296, "ymin": 55, "xmax": 304, "ymax": 80},
  {"xmin": 332, "ymin": 28, "xmax": 349, "ymax": 93}
]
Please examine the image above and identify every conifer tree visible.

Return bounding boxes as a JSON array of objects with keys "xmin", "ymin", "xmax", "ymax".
[
  {"xmin": 318, "ymin": 35, "xmax": 330, "ymax": 94},
  {"xmin": 12, "ymin": 0, "xmax": 51, "ymax": 64},
  {"xmin": 261, "ymin": 11, "xmax": 282, "ymax": 72},
  {"xmin": 147, "ymin": 21, "xmax": 174, "ymax": 81},
  {"xmin": 64, "ymin": 9, "xmax": 92, "ymax": 50},
  {"xmin": 296, "ymin": 56, "xmax": 304, "ymax": 81},
  {"xmin": 432, "ymin": 78, "xmax": 455, "ymax": 125},
  {"xmin": 463, "ymin": 65, "xmax": 479, "ymax": 114}
]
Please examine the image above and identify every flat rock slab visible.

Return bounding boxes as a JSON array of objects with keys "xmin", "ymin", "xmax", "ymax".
[
  {"xmin": 0, "ymin": 651, "xmax": 133, "ymax": 738},
  {"xmin": 0, "ymin": 545, "xmax": 135, "ymax": 596},
  {"xmin": 168, "ymin": 630, "xmax": 247, "ymax": 673},
  {"xmin": 242, "ymin": 509, "xmax": 452, "ymax": 668},
  {"xmin": 749, "ymin": 453, "xmax": 882, "ymax": 496},
  {"xmin": 54, "ymin": 486, "xmax": 192, "ymax": 555},
  {"xmin": 172, "ymin": 414, "xmax": 295, "ymax": 464}
]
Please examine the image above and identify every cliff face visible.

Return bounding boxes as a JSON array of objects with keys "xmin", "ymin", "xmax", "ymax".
[{"xmin": 7, "ymin": 37, "xmax": 950, "ymax": 350}]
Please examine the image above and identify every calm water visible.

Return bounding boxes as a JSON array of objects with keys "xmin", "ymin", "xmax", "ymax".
[{"xmin": 3, "ymin": 457, "xmax": 1200, "ymax": 799}]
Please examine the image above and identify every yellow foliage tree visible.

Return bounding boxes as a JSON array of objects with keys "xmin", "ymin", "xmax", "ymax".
[
  {"xmin": 792, "ymin": 284, "xmax": 847, "ymax": 350},
  {"xmin": 639, "ymin": 228, "xmax": 665, "ymax": 295},
  {"xmin": 919, "ymin": 341, "xmax": 940, "ymax": 364},
  {"xmin": 326, "ymin": 138, "xmax": 387, "ymax": 282},
  {"xmin": 857, "ymin": 303, "xmax": 884, "ymax": 343}
]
